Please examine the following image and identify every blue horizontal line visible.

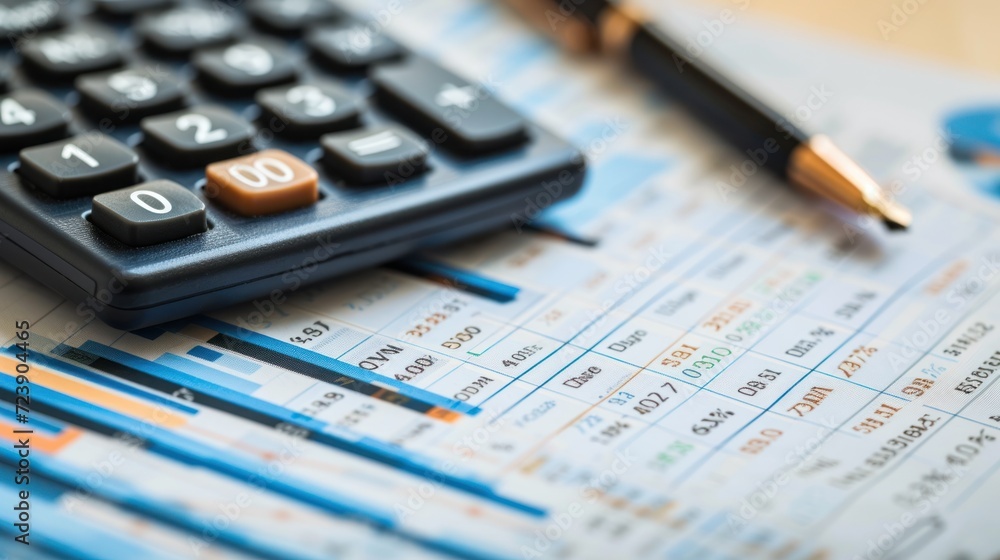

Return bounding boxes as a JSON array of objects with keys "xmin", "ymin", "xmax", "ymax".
[
  {"xmin": 194, "ymin": 315, "xmax": 481, "ymax": 415},
  {"xmin": 393, "ymin": 257, "xmax": 520, "ymax": 303},
  {"xmin": 78, "ymin": 341, "xmax": 541, "ymax": 517}
]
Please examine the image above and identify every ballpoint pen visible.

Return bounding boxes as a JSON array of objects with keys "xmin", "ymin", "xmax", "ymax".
[{"xmin": 502, "ymin": 0, "xmax": 913, "ymax": 230}]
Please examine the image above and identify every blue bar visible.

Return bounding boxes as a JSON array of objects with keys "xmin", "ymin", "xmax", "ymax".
[
  {"xmin": 157, "ymin": 354, "xmax": 262, "ymax": 394},
  {"xmin": 187, "ymin": 345, "xmax": 222, "ymax": 362},
  {"xmin": 0, "ymin": 477, "xmax": 174, "ymax": 560},
  {"xmin": 77, "ymin": 341, "xmax": 543, "ymax": 517},
  {"xmin": 192, "ymin": 315, "xmax": 481, "ymax": 415},
  {"xmin": 0, "ymin": 382, "xmax": 512, "ymax": 560},
  {"xmin": 393, "ymin": 257, "xmax": 520, "ymax": 303},
  {"xmin": 0, "ymin": 447, "xmax": 324, "ymax": 560},
  {"xmin": 0, "ymin": 374, "xmax": 398, "ymax": 528},
  {"xmin": 80, "ymin": 341, "xmax": 327, "ymax": 429},
  {"xmin": 216, "ymin": 353, "xmax": 262, "ymax": 374},
  {"xmin": 6, "ymin": 345, "xmax": 198, "ymax": 415},
  {"xmin": 189, "ymin": 345, "xmax": 263, "ymax": 374}
]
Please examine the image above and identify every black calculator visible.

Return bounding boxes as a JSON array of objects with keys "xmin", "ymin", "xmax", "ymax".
[{"xmin": 0, "ymin": 0, "xmax": 585, "ymax": 329}]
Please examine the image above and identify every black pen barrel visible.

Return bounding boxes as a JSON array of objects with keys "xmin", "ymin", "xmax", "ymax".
[{"xmin": 627, "ymin": 23, "xmax": 808, "ymax": 176}]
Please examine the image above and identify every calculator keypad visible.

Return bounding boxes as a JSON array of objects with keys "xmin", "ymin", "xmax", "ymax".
[
  {"xmin": 322, "ymin": 125, "xmax": 429, "ymax": 184},
  {"xmin": 137, "ymin": 6, "xmax": 239, "ymax": 55},
  {"xmin": 21, "ymin": 26, "xmax": 124, "ymax": 81},
  {"xmin": 247, "ymin": 0, "xmax": 343, "ymax": 34},
  {"xmin": 205, "ymin": 149, "xmax": 318, "ymax": 216},
  {"xmin": 256, "ymin": 82, "xmax": 360, "ymax": 139},
  {"xmin": 76, "ymin": 67, "xmax": 188, "ymax": 122},
  {"xmin": 141, "ymin": 106, "xmax": 255, "ymax": 166},
  {"xmin": 0, "ymin": 61, "xmax": 9, "ymax": 93},
  {"xmin": 372, "ymin": 58, "xmax": 527, "ymax": 154},
  {"xmin": 194, "ymin": 41, "xmax": 298, "ymax": 95},
  {"xmin": 0, "ymin": 0, "xmax": 65, "ymax": 37},
  {"xmin": 90, "ymin": 180, "xmax": 207, "ymax": 246},
  {"xmin": 0, "ymin": 90, "xmax": 70, "ymax": 151},
  {"xmin": 94, "ymin": 0, "xmax": 175, "ymax": 17},
  {"xmin": 0, "ymin": 0, "xmax": 584, "ymax": 327},
  {"xmin": 19, "ymin": 135, "xmax": 139, "ymax": 198},
  {"xmin": 21, "ymin": 26, "xmax": 123, "ymax": 81},
  {"xmin": 307, "ymin": 21, "xmax": 403, "ymax": 70}
]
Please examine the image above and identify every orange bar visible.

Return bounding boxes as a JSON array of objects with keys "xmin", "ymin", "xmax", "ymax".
[
  {"xmin": 0, "ymin": 356, "xmax": 189, "ymax": 429},
  {"xmin": 426, "ymin": 407, "xmax": 462, "ymax": 423}
]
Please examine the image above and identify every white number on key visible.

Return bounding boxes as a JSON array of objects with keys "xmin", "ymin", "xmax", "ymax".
[
  {"xmin": 228, "ymin": 157, "xmax": 295, "ymax": 188},
  {"xmin": 176, "ymin": 113, "xmax": 228, "ymax": 144},
  {"xmin": 285, "ymin": 85, "xmax": 335, "ymax": 117},
  {"xmin": 0, "ymin": 98, "xmax": 36, "ymax": 126},
  {"xmin": 60, "ymin": 143, "xmax": 99, "ymax": 168},
  {"xmin": 130, "ymin": 190, "xmax": 173, "ymax": 214},
  {"xmin": 223, "ymin": 44, "xmax": 274, "ymax": 76}
]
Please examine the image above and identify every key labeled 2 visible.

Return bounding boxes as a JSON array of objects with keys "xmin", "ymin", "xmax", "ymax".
[{"xmin": 141, "ymin": 106, "xmax": 254, "ymax": 166}]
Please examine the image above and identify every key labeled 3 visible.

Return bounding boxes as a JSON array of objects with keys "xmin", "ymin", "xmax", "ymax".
[{"xmin": 205, "ymin": 149, "xmax": 319, "ymax": 216}]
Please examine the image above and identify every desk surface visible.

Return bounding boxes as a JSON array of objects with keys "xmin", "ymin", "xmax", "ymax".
[{"xmin": 702, "ymin": 0, "xmax": 999, "ymax": 77}]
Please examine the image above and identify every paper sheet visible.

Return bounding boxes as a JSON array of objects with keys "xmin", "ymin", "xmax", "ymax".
[{"xmin": 1, "ymin": 0, "xmax": 999, "ymax": 558}]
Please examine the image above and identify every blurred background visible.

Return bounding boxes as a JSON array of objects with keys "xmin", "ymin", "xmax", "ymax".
[{"xmin": 702, "ymin": 0, "xmax": 1000, "ymax": 76}]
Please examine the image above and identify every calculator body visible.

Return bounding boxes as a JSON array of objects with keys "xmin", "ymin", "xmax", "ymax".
[{"xmin": 0, "ymin": 2, "xmax": 585, "ymax": 329}]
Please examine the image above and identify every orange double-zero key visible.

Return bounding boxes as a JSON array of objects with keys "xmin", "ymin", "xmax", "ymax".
[{"xmin": 205, "ymin": 149, "xmax": 319, "ymax": 216}]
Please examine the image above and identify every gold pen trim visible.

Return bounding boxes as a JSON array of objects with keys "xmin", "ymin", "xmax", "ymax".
[
  {"xmin": 789, "ymin": 135, "xmax": 912, "ymax": 230},
  {"xmin": 500, "ymin": 0, "xmax": 913, "ymax": 231},
  {"xmin": 499, "ymin": 0, "xmax": 648, "ymax": 56},
  {"xmin": 501, "ymin": 0, "xmax": 599, "ymax": 53},
  {"xmin": 597, "ymin": 3, "xmax": 648, "ymax": 56}
]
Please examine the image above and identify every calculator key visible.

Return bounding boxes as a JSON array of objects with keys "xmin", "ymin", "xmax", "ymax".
[
  {"xmin": 194, "ymin": 41, "xmax": 297, "ymax": 95},
  {"xmin": 306, "ymin": 20, "xmax": 402, "ymax": 71},
  {"xmin": 20, "ymin": 26, "xmax": 124, "ymax": 80},
  {"xmin": 0, "ymin": 0, "xmax": 64, "ymax": 37},
  {"xmin": 141, "ymin": 106, "xmax": 255, "ymax": 166},
  {"xmin": 138, "ymin": 6, "xmax": 239, "ymax": 55},
  {"xmin": 76, "ymin": 66, "xmax": 187, "ymax": 122},
  {"xmin": 321, "ymin": 125, "xmax": 428, "ymax": 184},
  {"xmin": 205, "ymin": 149, "xmax": 318, "ymax": 216},
  {"xmin": 0, "ymin": 90, "xmax": 70, "ymax": 152},
  {"xmin": 91, "ymin": 180, "xmax": 207, "ymax": 246},
  {"xmin": 95, "ymin": 0, "xmax": 175, "ymax": 17},
  {"xmin": 19, "ymin": 135, "xmax": 139, "ymax": 198},
  {"xmin": 256, "ymin": 82, "xmax": 359, "ymax": 139},
  {"xmin": 248, "ymin": 0, "xmax": 343, "ymax": 34},
  {"xmin": 372, "ymin": 58, "xmax": 527, "ymax": 154}
]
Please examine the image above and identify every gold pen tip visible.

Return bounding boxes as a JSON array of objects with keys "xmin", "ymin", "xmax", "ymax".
[
  {"xmin": 877, "ymin": 202, "xmax": 912, "ymax": 232},
  {"xmin": 789, "ymin": 136, "xmax": 914, "ymax": 233}
]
